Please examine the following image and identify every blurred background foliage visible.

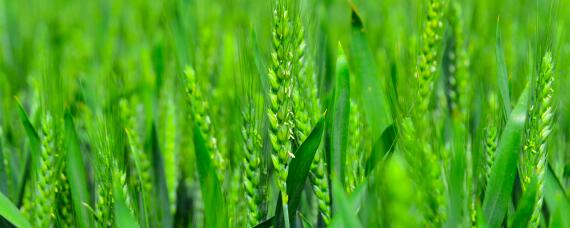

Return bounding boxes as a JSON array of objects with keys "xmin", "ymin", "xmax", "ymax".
[{"xmin": 0, "ymin": 0, "xmax": 569, "ymax": 227}]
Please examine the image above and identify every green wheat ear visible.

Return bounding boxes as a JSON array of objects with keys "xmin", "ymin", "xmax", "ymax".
[
  {"xmin": 416, "ymin": 0, "xmax": 445, "ymax": 113},
  {"xmin": 91, "ymin": 116, "xmax": 115, "ymax": 227},
  {"xmin": 289, "ymin": 5, "xmax": 331, "ymax": 225},
  {"xmin": 444, "ymin": 2, "xmax": 470, "ymax": 121},
  {"xmin": 184, "ymin": 66, "xmax": 226, "ymax": 182},
  {"xmin": 522, "ymin": 51, "xmax": 554, "ymax": 227},
  {"xmin": 267, "ymin": 0, "xmax": 299, "ymax": 226},
  {"xmin": 241, "ymin": 102, "xmax": 265, "ymax": 226},
  {"xmin": 161, "ymin": 94, "xmax": 178, "ymax": 215},
  {"xmin": 401, "ymin": 0, "xmax": 446, "ymax": 225},
  {"xmin": 483, "ymin": 92, "xmax": 499, "ymax": 188},
  {"xmin": 345, "ymin": 100, "xmax": 364, "ymax": 194},
  {"xmin": 35, "ymin": 113, "xmax": 60, "ymax": 227}
]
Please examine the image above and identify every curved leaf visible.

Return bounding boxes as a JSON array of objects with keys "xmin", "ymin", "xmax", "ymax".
[
  {"xmin": 0, "ymin": 192, "xmax": 32, "ymax": 228},
  {"xmin": 15, "ymin": 99, "xmax": 40, "ymax": 207},
  {"xmin": 344, "ymin": 5, "xmax": 393, "ymax": 140},
  {"xmin": 64, "ymin": 113, "xmax": 95, "ymax": 228},
  {"xmin": 331, "ymin": 46, "xmax": 350, "ymax": 181},
  {"xmin": 329, "ymin": 177, "xmax": 363, "ymax": 228},
  {"xmin": 496, "ymin": 21, "xmax": 511, "ymax": 118},
  {"xmin": 193, "ymin": 126, "xmax": 228, "ymax": 228},
  {"xmin": 509, "ymin": 177, "xmax": 537, "ymax": 227},
  {"xmin": 482, "ymin": 85, "xmax": 529, "ymax": 227},
  {"xmin": 253, "ymin": 217, "xmax": 275, "ymax": 228},
  {"xmin": 274, "ymin": 117, "xmax": 326, "ymax": 227},
  {"xmin": 545, "ymin": 163, "xmax": 570, "ymax": 227},
  {"xmin": 365, "ymin": 124, "xmax": 397, "ymax": 175},
  {"xmin": 114, "ymin": 173, "xmax": 139, "ymax": 228}
]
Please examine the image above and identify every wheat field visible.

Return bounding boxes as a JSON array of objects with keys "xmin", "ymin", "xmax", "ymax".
[{"xmin": 0, "ymin": 0, "xmax": 569, "ymax": 227}]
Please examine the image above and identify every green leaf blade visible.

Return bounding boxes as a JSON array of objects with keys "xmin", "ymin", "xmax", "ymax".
[
  {"xmin": 482, "ymin": 85, "xmax": 530, "ymax": 227},
  {"xmin": 0, "ymin": 192, "xmax": 32, "ymax": 228},
  {"xmin": 274, "ymin": 117, "xmax": 326, "ymax": 227},
  {"xmin": 64, "ymin": 113, "xmax": 95, "ymax": 228},
  {"xmin": 193, "ymin": 126, "xmax": 228, "ymax": 228}
]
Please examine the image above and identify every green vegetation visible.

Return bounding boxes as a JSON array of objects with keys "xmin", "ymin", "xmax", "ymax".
[{"xmin": 1, "ymin": 0, "xmax": 569, "ymax": 227}]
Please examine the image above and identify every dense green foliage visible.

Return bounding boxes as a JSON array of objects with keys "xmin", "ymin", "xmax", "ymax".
[{"xmin": 1, "ymin": 0, "xmax": 569, "ymax": 227}]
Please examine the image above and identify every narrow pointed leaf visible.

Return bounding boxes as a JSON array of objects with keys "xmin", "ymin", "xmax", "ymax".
[
  {"xmin": 329, "ymin": 177, "xmax": 363, "ymax": 228},
  {"xmin": 496, "ymin": 22, "xmax": 511, "ymax": 117},
  {"xmin": 114, "ymin": 175, "xmax": 139, "ymax": 228},
  {"xmin": 193, "ymin": 126, "xmax": 228, "ymax": 228},
  {"xmin": 274, "ymin": 117, "xmax": 326, "ymax": 227},
  {"xmin": 344, "ymin": 6, "xmax": 393, "ymax": 139},
  {"xmin": 482, "ymin": 85, "xmax": 529, "ymax": 227},
  {"xmin": 0, "ymin": 192, "xmax": 32, "ymax": 228},
  {"xmin": 15, "ymin": 99, "xmax": 40, "ymax": 207},
  {"xmin": 509, "ymin": 177, "xmax": 538, "ymax": 227},
  {"xmin": 365, "ymin": 124, "xmax": 397, "ymax": 175},
  {"xmin": 64, "ymin": 113, "xmax": 95, "ymax": 228},
  {"xmin": 331, "ymin": 47, "xmax": 350, "ymax": 182}
]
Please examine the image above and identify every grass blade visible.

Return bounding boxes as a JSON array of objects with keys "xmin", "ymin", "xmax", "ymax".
[
  {"xmin": 345, "ymin": 5, "xmax": 393, "ymax": 139},
  {"xmin": 544, "ymin": 163, "xmax": 570, "ymax": 227},
  {"xmin": 509, "ymin": 177, "xmax": 537, "ymax": 227},
  {"xmin": 15, "ymin": 99, "xmax": 40, "ymax": 207},
  {"xmin": 274, "ymin": 117, "xmax": 326, "ymax": 227},
  {"xmin": 482, "ymin": 85, "xmax": 529, "ymax": 227},
  {"xmin": 147, "ymin": 123, "xmax": 172, "ymax": 227},
  {"xmin": 0, "ymin": 192, "xmax": 32, "ymax": 228},
  {"xmin": 193, "ymin": 126, "xmax": 228, "ymax": 228},
  {"xmin": 64, "ymin": 113, "xmax": 95, "ymax": 228},
  {"xmin": 365, "ymin": 124, "xmax": 397, "ymax": 175},
  {"xmin": 329, "ymin": 177, "xmax": 363, "ymax": 228},
  {"xmin": 0, "ymin": 132, "xmax": 7, "ymax": 196},
  {"xmin": 331, "ymin": 45, "xmax": 350, "ymax": 181},
  {"xmin": 253, "ymin": 217, "xmax": 275, "ymax": 228},
  {"xmin": 446, "ymin": 120, "xmax": 469, "ymax": 227},
  {"xmin": 496, "ymin": 21, "xmax": 511, "ymax": 117},
  {"xmin": 113, "ymin": 175, "xmax": 139, "ymax": 228}
]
